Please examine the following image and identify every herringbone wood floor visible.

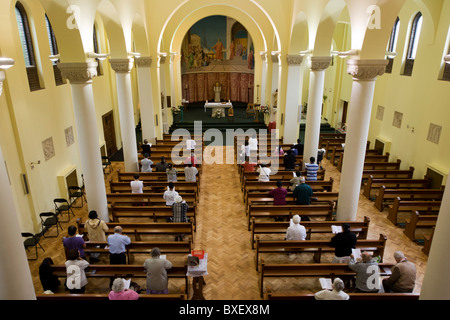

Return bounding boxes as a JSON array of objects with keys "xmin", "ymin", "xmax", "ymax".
[{"xmin": 25, "ymin": 146, "xmax": 428, "ymax": 299}]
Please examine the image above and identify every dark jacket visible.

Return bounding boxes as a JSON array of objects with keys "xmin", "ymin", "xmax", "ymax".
[{"xmin": 330, "ymin": 231, "xmax": 357, "ymax": 257}]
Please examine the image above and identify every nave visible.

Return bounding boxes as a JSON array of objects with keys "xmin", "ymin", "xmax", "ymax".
[{"xmin": 26, "ymin": 146, "xmax": 427, "ymax": 300}]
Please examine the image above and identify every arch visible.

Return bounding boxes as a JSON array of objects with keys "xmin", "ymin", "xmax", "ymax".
[
  {"xmin": 289, "ymin": 11, "xmax": 309, "ymax": 54},
  {"xmin": 15, "ymin": 1, "xmax": 36, "ymax": 67},
  {"xmin": 387, "ymin": 16, "xmax": 400, "ymax": 53},
  {"xmin": 406, "ymin": 11, "xmax": 423, "ymax": 59}
]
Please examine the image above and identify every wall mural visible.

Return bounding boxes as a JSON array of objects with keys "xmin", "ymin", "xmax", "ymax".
[{"xmin": 181, "ymin": 15, "xmax": 255, "ymax": 103}]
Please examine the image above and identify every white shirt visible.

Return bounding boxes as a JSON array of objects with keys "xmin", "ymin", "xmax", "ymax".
[
  {"xmin": 257, "ymin": 167, "xmax": 271, "ymax": 182},
  {"xmin": 314, "ymin": 289, "xmax": 349, "ymax": 300},
  {"xmin": 141, "ymin": 158, "xmax": 153, "ymax": 172},
  {"xmin": 249, "ymin": 137, "xmax": 258, "ymax": 150},
  {"xmin": 187, "ymin": 139, "xmax": 196, "ymax": 150},
  {"xmin": 163, "ymin": 189, "xmax": 179, "ymax": 206},
  {"xmin": 130, "ymin": 180, "xmax": 144, "ymax": 194},
  {"xmin": 184, "ymin": 167, "xmax": 198, "ymax": 182},
  {"xmin": 285, "ymin": 224, "xmax": 307, "ymax": 241}
]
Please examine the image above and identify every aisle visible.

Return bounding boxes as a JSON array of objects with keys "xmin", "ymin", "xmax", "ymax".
[{"xmin": 193, "ymin": 146, "xmax": 260, "ymax": 300}]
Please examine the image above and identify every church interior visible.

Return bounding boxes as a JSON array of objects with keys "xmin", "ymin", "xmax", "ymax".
[{"xmin": 0, "ymin": 0, "xmax": 450, "ymax": 302}]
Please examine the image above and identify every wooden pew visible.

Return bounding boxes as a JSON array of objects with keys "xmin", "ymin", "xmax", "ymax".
[
  {"xmin": 107, "ymin": 189, "xmax": 198, "ymax": 206},
  {"xmin": 36, "ymin": 293, "xmax": 188, "ymax": 300},
  {"xmin": 362, "ymin": 175, "xmax": 429, "ymax": 199},
  {"xmin": 46, "ymin": 264, "xmax": 189, "ymax": 294},
  {"xmin": 374, "ymin": 187, "xmax": 444, "ymax": 211},
  {"xmin": 387, "ymin": 198, "xmax": 441, "ymax": 226},
  {"xmin": 107, "ymin": 193, "xmax": 196, "ymax": 210},
  {"xmin": 263, "ymin": 289, "xmax": 420, "ymax": 300},
  {"xmin": 117, "ymin": 170, "xmax": 201, "ymax": 181},
  {"xmin": 259, "ymin": 259, "xmax": 394, "ymax": 297},
  {"xmin": 422, "ymin": 227, "xmax": 434, "ymax": 256},
  {"xmin": 247, "ymin": 203, "xmax": 335, "ymax": 230},
  {"xmin": 330, "ymin": 146, "xmax": 378, "ymax": 166},
  {"xmin": 109, "ymin": 205, "xmax": 196, "ymax": 231},
  {"xmin": 404, "ymin": 211, "xmax": 438, "ymax": 243},
  {"xmin": 336, "ymin": 152, "xmax": 390, "ymax": 172},
  {"xmin": 241, "ymin": 170, "xmax": 326, "ymax": 188},
  {"xmin": 250, "ymin": 216, "xmax": 371, "ymax": 248},
  {"xmin": 255, "ymin": 233, "xmax": 387, "ymax": 270},
  {"xmin": 362, "ymin": 167, "xmax": 416, "ymax": 183},
  {"xmin": 110, "ymin": 180, "xmax": 199, "ymax": 195}
]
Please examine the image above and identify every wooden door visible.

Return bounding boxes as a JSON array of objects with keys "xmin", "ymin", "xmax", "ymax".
[{"xmin": 102, "ymin": 111, "xmax": 117, "ymax": 157}]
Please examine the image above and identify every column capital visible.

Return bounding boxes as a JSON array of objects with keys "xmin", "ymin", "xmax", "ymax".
[
  {"xmin": 346, "ymin": 59, "xmax": 388, "ymax": 81},
  {"xmin": 0, "ymin": 71, "xmax": 5, "ymax": 96},
  {"xmin": 158, "ymin": 53, "xmax": 168, "ymax": 64},
  {"xmin": 58, "ymin": 61, "xmax": 98, "ymax": 84},
  {"xmin": 135, "ymin": 56, "xmax": 152, "ymax": 68},
  {"xmin": 271, "ymin": 51, "xmax": 281, "ymax": 63},
  {"xmin": 308, "ymin": 56, "xmax": 332, "ymax": 71},
  {"xmin": 109, "ymin": 58, "xmax": 134, "ymax": 73},
  {"xmin": 286, "ymin": 54, "xmax": 304, "ymax": 66},
  {"xmin": 260, "ymin": 51, "xmax": 267, "ymax": 61}
]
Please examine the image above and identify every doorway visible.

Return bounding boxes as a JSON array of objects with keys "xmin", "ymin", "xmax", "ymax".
[{"xmin": 102, "ymin": 111, "xmax": 117, "ymax": 157}]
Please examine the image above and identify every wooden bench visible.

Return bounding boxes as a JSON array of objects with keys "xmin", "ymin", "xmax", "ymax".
[
  {"xmin": 255, "ymin": 233, "xmax": 387, "ymax": 270},
  {"xmin": 107, "ymin": 189, "xmax": 198, "ymax": 206},
  {"xmin": 36, "ymin": 293, "xmax": 188, "ymax": 300},
  {"xmin": 422, "ymin": 227, "xmax": 434, "ymax": 256},
  {"xmin": 362, "ymin": 167, "xmax": 415, "ymax": 184},
  {"xmin": 330, "ymin": 146, "xmax": 378, "ymax": 166},
  {"xmin": 362, "ymin": 175, "xmax": 429, "ymax": 199},
  {"xmin": 250, "ymin": 216, "xmax": 370, "ymax": 248},
  {"xmin": 241, "ymin": 170, "xmax": 326, "ymax": 188},
  {"xmin": 77, "ymin": 219, "xmax": 194, "ymax": 243},
  {"xmin": 117, "ymin": 170, "xmax": 200, "ymax": 184},
  {"xmin": 110, "ymin": 180, "xmax": 199, "ymax": 195},
  {"xmin": 259, "ymin": 259, "xmax": 394, "ymax": 297},
  {"xmin": 264, "ymin": 289, "xmax": 419, "ymax": 300},
  {"xmin": 336, "ymin": 152, "xmax": 390, "ymax": 172},
  {"xmin": 374, "ymin": 187, "xmax": 444, "ymax": 211},
  {"xmin": 46, "ymin": 264, "xmax": 189, "ymax": 294},
  {"xmin": 387, "ymin": 198, "xmax": 441, "ymax": 226},
  {"xmin": 404, "ymin": 211, "xmax": 439, "ymax": 243},
  {"xmin": 248, "ymin": 203, "xmax": 335, "ymax": 230}
]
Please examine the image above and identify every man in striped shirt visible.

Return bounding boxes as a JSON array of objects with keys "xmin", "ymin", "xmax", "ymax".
[{"xmin": 305, "ymin": 157, "xmax": 319, "ymax": 181}]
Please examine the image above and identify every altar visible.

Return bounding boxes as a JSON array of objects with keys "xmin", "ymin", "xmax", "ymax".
[{"xmin": 204, "ymin": 101, "xmax": 233, "ymax": 118}]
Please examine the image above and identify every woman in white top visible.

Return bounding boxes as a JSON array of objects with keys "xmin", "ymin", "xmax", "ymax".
[
  {"xmin": 256, "ymin": 163, "xmax": 271, "ymax": 182},
  {"xmin": 285, "ymin": 215, "xmax": 306, "ymax": 240},
  {"xmin": 130, "ymin": 174, "xmax": 144, "ymax": 193},
  {"xmin": 163, "ymin": 182, "xmax": 179, "ymax": 206},
  {"xmin": 248, "ymin": 134, "xmax": 258, "ymax": 151},
  {"xmin": 65, "ymin": 249, "xmax": 90, "ymax": 293},
  {"xmin": 314, "ymin": 278, "xmax": 349, "ymax": 300}
]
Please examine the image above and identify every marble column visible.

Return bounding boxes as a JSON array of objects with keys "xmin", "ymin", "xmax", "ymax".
[
  {"xmin": 58, "ymin": 62, "xmax": 109, "ymax": 222},
  {"xmin": 270, "ymin": 52, "xmax": 280, "ymax": 108},
  {"xmin": 135, "ymin": 56, "xmax": 157, "ymax": 144},
  {"xmin": 283, "ymin": 54, "xmax": 304, "ymax": 144},
  {"xmin": 336, "ymin": 59, "xmax": 388, "ymax": 221},
  {"xmin": 0, "ymin": 70, "xmax": 36, "ymax": 300},
  {"xmin": 159, "ymin": 54, "xmax": 169, "ymax": 134},
  {"xmin": 420, "ymin": 168, "xmax": 450, "ymax": 299},
  {"xmin": 303, "ymin": 56, "xmax": 332, "ymax": 167},
  {"xmin": 259, "ymin": 51, "xmax": 268, "ymax": 106},
  {"xmin": 109, "ymin": 58, "xmax": 139, "ymax": 172}
]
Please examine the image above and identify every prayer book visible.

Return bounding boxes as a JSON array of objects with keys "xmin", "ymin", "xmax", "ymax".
[
  {"xmin": 352, "ymin": 248, "xmax": 362, "ymax": 260},
  {"xmin": 319, "ymin": 278, "xmax": 333, "ymax": 290},
  {"xmin": 123, "ymin": 278, "xmax": 131, "ymax": 289},
  {"xmin": 331, "ymin": 225, "xmax": 342, "ymax": 234}
]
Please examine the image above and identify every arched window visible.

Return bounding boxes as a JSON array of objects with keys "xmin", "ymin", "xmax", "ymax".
[
  {"xmin": 15, "ymin": 1, "xmax": 42, "ymax": 90},
  {"xmin": 403, "ymin": 12, "xmax": 423, "ymax": 76},
  {"xmin": 45, "ymin": 14, "xmax": 64, "ymax": 85},
  {"xmin": 442, "ymin": 44, "xmax": 450, "ymax": 81},
  {"xmin": 386, "ymin": 17, "xmax": 400, "ymax": 73}
]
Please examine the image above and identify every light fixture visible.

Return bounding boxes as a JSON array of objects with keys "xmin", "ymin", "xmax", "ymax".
[
  {"xmin": 87, "ymin": 52, "xmax": 110, "ymax": 60},
  {"xmin": 30, "ymin": 160, "xmax": 41, "ymax": 169},
  {"xmin": 0, "ymin": 57, "xmax": 15, "ymax": 70},
  {"xmin": 128, "ymin": 51, "xmax": 141, "ymax": 58},
  {"xmin": 386, "ymin": 51, "xmax": 398, "ymax": 58},
  {"xmin": 299, "ymin": 49, "xmax": 313, "ymax": 56},
  {"xmin": 444, "ymin": 54, "xmax": 450, "ymax": 64},
  {"xmin": 49, "ymin": 54, "xmax": 60, "ymax": 62},
  {"xmin": 331, "ymin": 49, "xmax": 359, "ymax": 58}
]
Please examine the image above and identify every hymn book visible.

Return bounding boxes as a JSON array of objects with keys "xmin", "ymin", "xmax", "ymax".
[
  {"xmin": 319, "ymin": 278, "xmax": 333, "ymax": 290},
  {"xmin": 331, "ymin": 225, "xmax": 342, "ymax": 234}
]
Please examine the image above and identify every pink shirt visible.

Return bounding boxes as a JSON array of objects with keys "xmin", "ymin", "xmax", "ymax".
[{"xmin": 108, "ymin": 290, "xmax": 139, "ymax": 300}]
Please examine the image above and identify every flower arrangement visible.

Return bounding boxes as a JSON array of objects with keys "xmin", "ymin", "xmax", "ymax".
[
  {"xmin": 171, "ymin": 106, "xmax": 180, "ymax": 113},
  {"xmin": 260, "ymin": 105, "xmax": 270, "ymax": 114}
]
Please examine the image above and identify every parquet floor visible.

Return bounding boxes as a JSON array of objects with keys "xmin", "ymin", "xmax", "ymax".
[{"xmin": 25, "ymin": 146, "xmax": 428, "ymax": 300}]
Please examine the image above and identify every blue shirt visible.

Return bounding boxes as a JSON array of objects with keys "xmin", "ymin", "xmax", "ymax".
[
  {"xmin": 305, "ymin": 163, "xmax": 319, "ymax": 181},
  {"xmin": 107, "ymin": 233, "xmax": 131, "ymax": 254}
]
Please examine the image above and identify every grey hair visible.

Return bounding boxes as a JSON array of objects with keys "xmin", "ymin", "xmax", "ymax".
[
  {"xmin": 114, "ymin": 226, "xmax": 122, "ymax": 233},
  {"xmin": 292, "ymin": 214, "xmax": 301, "ymax": 224},
  {"xmin": 151, "ymin": 247, "xmax": 161, "ymax": 258},
  {"xmin": 333, "ymin": 278, "xmax": 345, "ymax": 292},
  {"xmin": 394, "ymin": 251, "xmax": 405, "ymax": 260},
  {"xmin": 111, "ymin": 278, "xmax": 125, "ymax": 293}
]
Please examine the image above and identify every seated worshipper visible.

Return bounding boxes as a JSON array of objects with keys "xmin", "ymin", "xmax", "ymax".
[
  {"xmin": 274, "ymin": 146, "xmax": 284, "ymax": 156},
  {"xmin": 294, "ymin": 139, "xmax": 304, "ymax": 155},
  {"xmin": 317, "ymin": 148, "xmax": 326, "ymax": 168},
  {"xmin": 283, "ymin": 149, "xmax": 296, "ymax": 171},
  {"xmin": 330, "ymin": 223, "xmax": 357, "ymax": 263},
  {"xmin": 130, "ymin": 174, "xmax": 144, "ymax": 194},
  {"xmin": 184, "ymin": 163, "xmax": 198, "ymax": 182},
  {"xmin": 256, "ymin": 163, "xmax": 271, "ymax": 182},
  {"xmin": 184, "ymin": 151, "xmax": 198, "ymax": 167},
  {"xmin": 63, "ymin": 225, "xmax": 86, "ymax": 260},
  {"xmin": 293, "ymin": 177, "xmax": 313, "ymax": 205},
  {"xmin": 171, "ymin": 196, "xmax": 189, "ymax": 241},
  {"xmin": 141, "ymin": 153, "xmax": 153, "ymax": 172},
  {"xmin": 163, "ymin": 182, "xmax": 179, "ymax": 206},
  {"xmin": 248, "ymin": 133, "xmax": 258, "ymax": 151},
  {"xmin": 141, "ymin": 139, "xmax": 152, "ymax": 156},
  {"xmin": 65, "ymin": 249, "xmax": 89, "ymax": 293},
  {"xmin": 305, "ymin": 157, "xmax": 319, "ymax": 181},
  {"xmin": 242, "ymin": 156, "xmax": 257, "ymax": 172},
  {"xmin": 289, "ymin": 171, "xmax": 302, "ymax": 192},
  {"xmin": 107, "ymin": 226, "xmax": 131, "ymax": 265},
  {"xmin": 348, "ymin": 251, "xmax": 380, "ymax": 293},
  {"xmin": 269, "ymin": 180, "xmax": 288, "ymax": 205},
  {"xmin": 155, "ymin": 156, "xmax": 169, "ymax": 172},
  {"xmin": 314, "ymin": 278, "xmax": 349, "ymax": 300},
  {"xmin": 285, "ymin": 214, "xmax": 306, "ymax": 241},
  {"xmin": 84, "ymin": 210, "xmax": 108, "ymax": 262},
  {"xmin": 290, "ymin": 146, "xmax": 298, "ymax": 156},
  {"xmin": 186, "ymin": 138, "xmax": 196, "ymax": 151},
  {"xmin": 382, "ymin": 251, "xmax": 416, "ymax": 293},
  {"xmin": 143, "ymin": 247, "xmax": 173, "ymax": 294},
  {"xmin": 108, "ymin": 278, "xmax": 139, "ymax": 300},
  {"xmin": 166, "ymin": 163, "xmax": 178, "ymax": 182}
]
